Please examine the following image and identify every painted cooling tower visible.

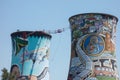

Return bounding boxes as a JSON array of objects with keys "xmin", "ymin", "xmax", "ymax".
[
  {"xmin": 67, "ymin": 13, "xmax": 119, "ymax": 80},
  {"xmin": 10, "ymin": 31, "xmax": 52, "ymax": 80}
]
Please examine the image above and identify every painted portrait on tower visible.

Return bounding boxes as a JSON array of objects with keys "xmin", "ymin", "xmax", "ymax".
[{"xmin": 83, "ymin": 34, "xmax": 105, "ymax": 56}]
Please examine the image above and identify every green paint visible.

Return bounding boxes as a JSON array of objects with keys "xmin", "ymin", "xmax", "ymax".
[
  {"xmin": 96, "ymin": 76, "xmax": 116, "ymax": 80},
  {"xmin": 15, "ymin": 37, "xmax": 28, "ymax": 55}
]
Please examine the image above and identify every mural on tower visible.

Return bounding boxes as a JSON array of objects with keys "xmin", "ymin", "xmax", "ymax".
[
  {"xmin": 10, "ymin": 31, "xmax": 52, "ymax": 80},
  {"xmin": 67, "ymin": 13, "xmax": 119, "ymax": 80}
]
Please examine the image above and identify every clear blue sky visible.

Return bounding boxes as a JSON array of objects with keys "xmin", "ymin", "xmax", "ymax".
[{"xmin": 0, "ymin": 0, "xmax": 120, "ymax": 80}]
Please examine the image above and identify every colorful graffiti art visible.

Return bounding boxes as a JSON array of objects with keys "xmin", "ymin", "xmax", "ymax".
[
  {"xmin": 67, "ymin": 13, "xmax": 119, "ymax": 80},
  {"xmin": 10, "ymin": 31, "xmax": 52, "ymax": 80}
]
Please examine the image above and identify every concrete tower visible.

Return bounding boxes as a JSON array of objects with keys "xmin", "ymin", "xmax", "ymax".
[
  {"xmin": 10, "ymin": 31, "xmax": 52, "ymax": 80},
  {"xmin": 67, "ymin": 13, "xmax": 119, "ymax": 80}
]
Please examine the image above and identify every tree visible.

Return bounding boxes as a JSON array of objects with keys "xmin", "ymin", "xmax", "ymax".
[
  {"xmin": 1, "ymin": 68, "xmax": 15, "ymax": 80},
  {"xmin": 1, "ymin": 68, "xmax": 9, "ymax": 80}
]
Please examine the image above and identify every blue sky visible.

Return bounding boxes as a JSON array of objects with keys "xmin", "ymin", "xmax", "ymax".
[{"xmin": 0, "ymin": 0, "xmax": 120, "ymax": 80}]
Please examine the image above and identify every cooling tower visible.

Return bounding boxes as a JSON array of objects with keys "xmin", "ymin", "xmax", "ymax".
[
  {"xmin": 10, "ymin": 31, "xmax": 52, "ymax": 80},
  {"xmin": 67, "ymin": 13, "xmax": 119, "ymax": 80}
]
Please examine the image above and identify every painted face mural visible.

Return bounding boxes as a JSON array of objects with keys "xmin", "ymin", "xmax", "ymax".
[
  {"xmin": 10, "ymin": 31, "xmax": 52, "ymax": 80},
  {"xmin": 67, "ymin": 13, "xmax": 119, "ymax": 80},
  {"xmin": 83, "ymin": 34, "xmax": 105, "ymax": 56}
]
